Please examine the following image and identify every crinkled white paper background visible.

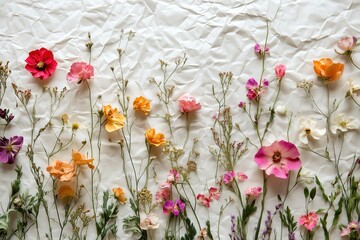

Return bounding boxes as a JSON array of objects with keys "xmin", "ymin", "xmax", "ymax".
[{"xmin": 1, "ymin": 0, "xmax": 360, "ymax": 239}]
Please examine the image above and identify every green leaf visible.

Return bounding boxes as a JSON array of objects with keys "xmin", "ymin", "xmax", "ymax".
[
  {"xmin": 310, "ymin": 187, "xmax": 316, "ymax": 200},
  {"xmin": 206, "ymin": 220, "xmax": 214, "ymax": 240},
  {"xmin": 304, "ymin": 187, "xmax": 309, "ymax": 199},
  {"xmin": 315, "ymin": 176, "xmax": 329, "ymax": 202},
  {"xmin": 331, "ymin": 197, "xmax": 343, "ymax": 228}
]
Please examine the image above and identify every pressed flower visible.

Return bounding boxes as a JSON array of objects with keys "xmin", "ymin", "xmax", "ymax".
[
  {"xmin": 167, "ymin": 168, "xmax": 180, "ymax": 183},
  {"xmin": 140, "ymin": 213, "xmax": 160, "ymax": 230},
  {"xmin": 208, "ymin": 187, "xmax": 220, "ymax": 200},
  {"xmin": 178, "ymin": 93, "xmax": 201, "ymax": 113},
  {"xmin": 275, "ymin": 64, "xmax": 286, "ymax": 79},
  {"xmin": 58, "ymin": 185, "xmax": 76, "ymax": 199},
  {"xmin": 237, "ymin": 172, "xmax": 248, "ymax": 181},
  {"xmin": 298, "ymin": 212, "xmax": 318, "ymax": 231},
  {"xmin": 0, "ymin": 108, "xmax": 14, "ymax": 123},
  {"xmin": 238, "ymin": 101, "xmax": 246, "ymax": 109},
  {"xmin": 223, "ymin": 171, "xmax": 235, "ymax": 184},
  {"xmin": 197, "ymin": 194, "xmax": 211, "ymax": 207},
  {"xmin": 254, "ymin": 140, "xmax": 301, "ymax": 179},
  {"xmin": 313, "ymin": 58, "xmax": 344, "ymax": 82},
  {"xmin": 254, "ymin": 43, "xmax": 269, "ymax": 56},
  {"xmin": 340, "ymin": 221, "xmax": 360, "ymax": 237},
  {"xmin": 336, "ymin": 36, "xmax": 357, "ymax": 54},
  {"xmin": 275, "ymin": 104, "xmax": 287, "ymax": 115},
  {"xmin": 0, "ymin": 136, "xmax": 23, "ymax": 164},
  {"xmin": 244, "ymin": 187, "xmax": 262, "ymax": 198},
  {"xmin": 133, "ymin": 96, "xmax": 151, "ymax": 115},
  {"xmin": 347, "ymin": 79, "xmax": 360, "ymax": 96},
  {"xmin": 331, "ymin": 113, "xmax": 359, "ymax": 133},
  {"xmin": 155, "ymin": 187, "xmax": 171, "ymax": 203},
  {"xmin": 25, "ymin": 48, "xmax": 57, "ymax": 80},
  {"xmin": 112, "ymin": 187, "xmax": 127, "ymax": 204},
  {"xmin": 46, "ymin": 160, "xmax": 76, "ymax": 182},
  {"xmin": 298, "ymin": 168, "xmax": 314, "ymax": 184},
  {"xmin": 103, "ymin": 105, "xmax": 126, "ymax": 133},
  {"xmin": 246, "ymin": 78, "xmax": 268, "ymax": 101},
  {"xmin": 163, "ymin": 199, "xmax": 185, "ymax": 216},
  {"xmin": 145, "ymin": 128, "xmax": 165, "ymax": 147},
  {"xmin": 72, "ymin": 149, "xmax": 94, "ymax": 169},
  {"xmin": 66, "ymin": 62, "xmax": 94, "ymax": 83},
  {"xmin": 298, "ymin": 118, "xmax": 326, "ymax": 144}
]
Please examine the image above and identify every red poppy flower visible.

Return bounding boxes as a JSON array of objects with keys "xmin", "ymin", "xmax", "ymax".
[{"xmin": 25, "ymin": 48, "xmax": 57, "ymax": 80}]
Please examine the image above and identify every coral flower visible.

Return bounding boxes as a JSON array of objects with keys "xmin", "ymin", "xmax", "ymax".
[
  {"xmin": 58, "ymin": 185, "xmax": 76, "ymax": 199},
  {"xmin": 178, "ymin": 93, "xmax": 201, "ymax": 113},
  {"xmin": 197, "ymin": 194, "xmax": 211, "ymax": 207},
  {"xmin": 103, "ymin": 105, "xmax": 126, "ymax": 133},
  {"xmin": 25, "ymin": 48, "xmax": 57, "ymax": 80},
  {"xmin": 66, "ymin": 62, "xmax": 94, "ymax": 83},
  {"xmin": 145, "ymin": 128, "xmax": 165, "ymax": 147},
  {"xmin": 46, "ymin": 160, "xmax": 76, "ymax": 182},
  {"xmin": 133, "ymin": 96, "xmax": 151, "ymax": 115},
  {"xmin": 0, "ymin": 136, "xmax": 24, "ymax": 164},
  {"xmin": 254, "ymin": 140, "xmax": 301, "ymax": 179},
  {"xmin": 112, "ymin": 187, "xmax": 127, "ymax": 204},
  {"xmin": 298, "ymin": 212, "xmax": 318, "ymax": 231},
  {"xmin": 275, "ymin": 64, "xmax": 286, "ymax": 79},
  {"xmin": 208, "ymin": 187, "xmax": 220, "ymax": 200},
  {"xmin": 313, "ymin": 58, "xmax": 344, "ymax": 82},
  {"xmin": 72, "ymin": 149, "xmax": 94, "ymax": 169}
]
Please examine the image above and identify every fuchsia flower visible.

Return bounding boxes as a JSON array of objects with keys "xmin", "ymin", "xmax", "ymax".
[
  {"xmin": 254, "ymin": 140, "xmax": 301, "ymax": 179},
  {"xmin": 298, "ymin": 212, "xmax": 318, "ymax": 231},
  {"xmin": 275, "ymin": 64, "xmax": 286, "ymax": 79},
  {"xmin": 66, "ymin": 62, "xmax": 94, "ymax": 83},
  {"xmin": 237, "ymin": 172, "xmax": 248, "ymax": 181},
  {"xmin": 246, "ymin": 78, "xmax": 269, "ymax": 101},
  {"xmin": 244, "ymin": 187, "xmax": 262, "ymax": 198},
  {"xmin": 223, "ymin": 171, "xmax": 236, "ymax": 184},
  {"xmin": 163, "ymin": 199, "xmax": 185, "ymax": 216},
  {"xmin": 25, "ymin": 48, "xmax": 57, "ymax": 80},
  {"xmin": 178, "ymin": 93, "xmax": 201, "ymax": 113},
  {"xmin": 0, "ymin": 136, "xmax": 24, "ymax": 164},
  {"xmin": 336, "ymin": 36, "xmax": 357, "ymax": 54},
  {"xmin": 254, "ymin": 43, "xmax": 270, "ymax": 56}
]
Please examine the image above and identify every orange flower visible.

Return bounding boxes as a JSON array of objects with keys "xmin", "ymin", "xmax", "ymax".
[
  {"xmin": 145, "ymin": 128, "xmax": 165, "ymax": 147},
  {"xmin": 46, "ymin": 160, "xmax": 76, "ymax": 182},
  {"xmin": 58, "ymin": 185, "xmax": 76, "ymax": 199},
  {"xmin": 133, "ymin": 96, "xmax": 151, "ymax": 115},
  {"xmin": 72, "ymin": 149, "xmax": 94, "ymax": 169},
  {"xmin": 103, "ymin": 105, "xmax": 126, "ymax": 133},
  {"xmin": 313, "ymin": 58, "xmax": 344, "ymax": 82},
  {"xmin": 112, "ymin": 187, "xmax": 127, "ymax": 204}
]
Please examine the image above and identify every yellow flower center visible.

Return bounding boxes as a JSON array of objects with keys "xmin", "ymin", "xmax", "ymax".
[
  {"xmin": 72, "ymin": 122, "xmax": 80, "ymax": 131},
  {"xmin": 5, "ymin": 144, "xmax": 13, "ymax": 152},
  {"xmin": 36, "ymin": 61, "xmax": 45, "ymax": 70},
  {"xmin": 339, "ymin": 121, "xmax": 347, "ymax": 128},
  {"xmin": 272, "ymin": 151, "xmax": 282, "ymax": 163},
  {"xmin": 305, "ymin": 128, "xmax": 311, "ymax": 135}
]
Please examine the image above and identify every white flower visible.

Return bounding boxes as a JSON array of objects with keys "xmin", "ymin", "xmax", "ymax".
[
  {"xmin": 298, "ymin": 168, "xmax": 314, "ymax": 184},
  {"xmin": 331, "ymin": 113, "xmax": 359, "ymax": 134},
  {"xmin": 275, "ymin": 104, "xmax": 287, "ymax": 115},
  {"xmin": 139, "ymin": 213, "xmax": 160, "ymax": 230},
  {"xmin": 347, "ymin": 79, "xmax": 360, "ymax": 96},
  {"xmin": 298, "ymin": 118, "xmax": 326, "ymax": 144}
]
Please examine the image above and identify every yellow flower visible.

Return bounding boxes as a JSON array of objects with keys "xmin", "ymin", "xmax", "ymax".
[
  {"xmin": 313, "ymin": 58, "xmax": 344, "ymax": 82},
  {"xmin": 145, "ymin": 128, "xmax": 165, "ymax": 147},
  {"xmin": 112, "ymin": 187, "xmax": 127, "ymax": 204},
  {"xmin": 46, "ymin": 160, "xmax": 76, "ymax": 182},
  {"xmin": 58, "ymin": 185, "xmax": 76, "ymax": 199},
  {"xmin": 133, "ymin": 96, "xmax": 151, "ymax": 115},
  {"xmin": 72, "ymin": 149, "xmax": 94, "ymax": 169},
  {"xmin": 103, "ymin": 105, "xmax": 126, "ymax": 133}
]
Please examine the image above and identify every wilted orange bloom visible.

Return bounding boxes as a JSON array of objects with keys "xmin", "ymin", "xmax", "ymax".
[
  {"xmin": 133, "ymin": 96, "xmax": 151, "ymax": 115},
  {"xmin": 145, "ymin": 128, "xmax": 165, "ymax": 147},
  {"xmin": 58, "ymin": 185, "xmax": 76, "ymax": 199},
  {"xmin": 72, "ymin": 149, "xmax": 94, "ymax": 169},
  {"xmin": 103, "ymin": 105, "xmax": 126, "ymax": 133},
  {"xmin": 313, "ymin": 58, "xmax": 344, "ymax": 82},
  {"xmin": 46, "ymin": 160, "xmax": 76, "ymax": 182},
  {"xmin": 112, "ymin": 187, "xmax": 127, "ymax": 204}
]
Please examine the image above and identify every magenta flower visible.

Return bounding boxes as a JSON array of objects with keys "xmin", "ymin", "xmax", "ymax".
[
  {"xmin": 238, "ymin": 101, "xmax": 246, "ymax": 109},
  {"xmin": 275, "ymin": 64, "xmax": 286, "ymax": 79},
  {"xmin": 0, "ymin": 108, "xmax": 14, "ymax": 123},
  {"xmin": 254, "ymin": 140, "xmax": 301, "ymax": 179},
  {"xmin": 223, "ymin": 171, "xmax": 236, "ymax": 184},
  {"xmin": 254, "ymin": 43, "xmax": 270, "ymax": 56},
  {"xmin": 163, "ymin": 199, "xmax": 185, "ymax": 216},
  {"xmin": 178, "ymin": 93, "xmax": 201, "ymax": 113},
  {"xmin": 0, "ymin": 136, "xmax": 24, "ymax": 164},
  {"xmin": 245, "ymin": 78, "xmax": 268, "ymax": 101},
  {"xmin": 244, "ymin": 187, "xmax": 262, "ymax": 198},
  {"xmin": 298, "ymin": 212, "xmax": 318, "ymax": 231},
  {"xmin": 237, "ymin": 172, "xmax": 248, "ymax": 181},
  {"xmin": 66, "ymin": 62, "xmax": 94, "ymax": 83}
]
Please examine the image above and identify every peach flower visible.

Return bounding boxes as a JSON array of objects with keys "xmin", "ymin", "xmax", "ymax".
[
  {"xmin": 72, "ymin": 149, "xmax": 94, "ymax": 169},
  {"xmin": 145, "ymin": 128, "xmax": 165, "ymax": 147},
  {"xmin": 58, "ymin": 185, "xmax": 76, "ymax": 199},
  {"xmin": 178, "ymin": 93, "xmax": 201, "ymax": 113},
  {"xmin": 133, "ymin": 96, "xmax": 151, "ymax": 115},
  {"xmin": 298, "ymin": 212, "xmax": 318, "ymax": 231},
  {"xmin": 46, "ymin": 160, "xmax": 76, "ymax": 182},
  {"xmin": 313, "ymin": 58, "xmax": 344, "ymax": 82},
  {"xmin": 112, "ymin": 187, "xmax": 127, "ymax": 204},
  {"xmin": 103, "ymin": 105, "xmax": 126, "ymax": 133}
]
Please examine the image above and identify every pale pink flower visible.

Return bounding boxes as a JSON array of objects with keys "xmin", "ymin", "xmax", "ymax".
[
  {"xmin": 244, "ymin": 187, "xmax": 262, "ymax": 198},
  {"xmin": 155, "ymin": 187, "xmax": 171, "ymax": 203},
  {"xmin": 337, "ymin": 36, "xmax": 357, "ymax": 54},
  {"xmin": 140, "ymin": 213, "xmax": 160, "ymax": 230},
  {"xmin": 254, "ymin": 140, "xmax": 301, "ymax": 179},
  {"xmin": 178, "ymin": 93, "xmax": 201, "ymax": 113},
  {"xmin": 167, "ymin": 168, "xmax": 180, "ymax": 183},
  {"xmin": 298, "ymin": 212, "xmax": 318, "ymax": 231},
  {"xmin": 275, "ymin": 64, "xmax": 286, "ymax": 79},
  {"xmin": 237, "ymin": 172, "xmax": 248, "ymax": 181},
  {"xmin": 340, "ymin": 221, "xmax": 360, "ymax": 237},
  {"xmin": 197, "ymin": 194, "xmax": 211, "ymax": 207},
  {"xmin": 208, "ymin": 187, "xmax": 220, "ymax": 200},
  {"xmin": 223, "ymin": 171, "xmax": 236, "ymax": 184},
  {"xmin": 66, "ymin": 62, "xmax": 94, "ymax": 83}
]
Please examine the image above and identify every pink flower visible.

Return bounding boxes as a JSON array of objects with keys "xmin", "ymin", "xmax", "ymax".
[
  {"xmin": 197, "ymin": 194, "xmax": 211, "ymax": 207},
  {"xmin": 244, "ymin": 187, "xmax": 262, "ymax": 198},
  {"xmin": 223, "ymin": 171, "xmax": 236, "ymax": 184},
  {"xmin": 254, "ymin": 43, "xmax": 270, "ymax": 56},
  {"xmin": 25, "ymin": 48, "xmax": 57, "ymax": 80},
  {"xmin": 254, "ymin": 140, "xmax": 301, "ymax": 179},
  {"xmin": 340, "ymin": 221, "xmax": 360, "ymax": 237},
  {"xmin": 245, "ymin": 78, "xmax": 268, "ymax": 101},
  {"xmin": 337, "ymin": 36, "xmax": 357, "ymax": 54},
  {"xmin": 155, "ymin": 187, "xmax": 171, "ymax": 203},
  {"xmin": 275, "ymin": 64, "xmax": 286, "ymax": 79},
  {"xmin": 163, "ymin": 199, "xmax": 185, "ymax": 216},
  {"xmin": 298, "ymin": 212, "xmax": 318, "ymax": 231},
  {"xmin": 237, "ymin": 172, "xmax": 248, "ymax": 181},
  {"xmin": 208, "ymin": 187, "xmax": 220, "ymax": 200},
  {"xmin": 167, "ymin": 168, "xmax": 180, "ymax": 183},
  {"xmin": 178, "ymin": 93, "xmax": 201, "ymax": 113},
  {"xmin": 66, "ymin": 62, "xmax": 94, "ymax": 83},
  {"xmin": 238, "ymin": 101, "xmax": 246, "ymax": 109}
]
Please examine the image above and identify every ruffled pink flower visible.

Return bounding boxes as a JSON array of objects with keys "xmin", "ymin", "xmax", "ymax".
[
  {"xmin": 163, "ymin": 199, "xmax": 185, "ymax": 216},
  {"xmin": 237, "ymin": 172, "xmax": 248, "ymax": 181},
  {"xmin": 298, "ymin": 212, "xmax": 318, "ymax": 231},
  {"xmin": 275, "ymin": 64, "xmax": 286, "ymax": 79},
  {"xmin": 254, "ymin": 140, "xmax": 301, "ymax": 179},
  {"xmin": 155, "ymin": 187, "xmax": 171, "ymax": 203},
  {"xmin": 223, "ymin": 171, "xmax": 236, "ymax": 184},
  {"xmin": 244, "ymin": 187, "xmax": 262, "ymax": 198},
  {"xmin": 208, "ymin": 187, "xmax": 220, "ymax": 200},
  {"xmin": 167, "ymin": 168, "xmax": 180, "ymax": 183},
  {"xmin": 178, "ymin": 93, "xmax": 201, "ymax": 113},
  {"xmin": 197, "ymin": 194, "xmax": 211, "ymax": 207},
  {"xmin": 337, "ymin": 36, "xmax": 357, "ymax": 54},
  {"xmin": 66, "ymin": 62, "xmax": 94, "ymax": 83}
]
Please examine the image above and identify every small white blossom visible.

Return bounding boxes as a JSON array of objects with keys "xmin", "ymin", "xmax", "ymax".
[
  {"xmin": 298, "ymin": 168, "xmax": 314, "ymax": 184},
  {"xmin": 275, "ymin": 104, "xmax": 287, "ymax": 115},
  {"xmin": 347, "ymin": 79, "xmax": 360, "ymax": 96},
  {"xmin": 140, "ymin": 213, "xmax": 160, "ymax": 230},
  {"xmin": 331, "ymin": 113, "xmax": 359, "ymax": 134},
  {"xmin": 298, "ymin": 118, "xmax": 326, "ymax": 144}
]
